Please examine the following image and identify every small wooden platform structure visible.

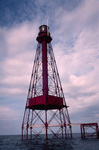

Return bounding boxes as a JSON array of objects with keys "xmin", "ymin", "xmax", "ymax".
[{"xmin": 80, "ymin": 123, "xmax": 98, "ymax": 139}]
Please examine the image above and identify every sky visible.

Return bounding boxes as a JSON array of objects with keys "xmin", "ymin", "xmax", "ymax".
[{"xmin": 0, "ymin": 0, "xmax": 99, "ymax": 135}]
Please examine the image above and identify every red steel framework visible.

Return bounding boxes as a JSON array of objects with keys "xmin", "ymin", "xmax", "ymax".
[
  {"xmin": 22, "ymin": 25, "xmax": 72, "ymax": 140},
  {"xmin": 80, "ymin": 123, "xmax": 99, "ymax": 139}
]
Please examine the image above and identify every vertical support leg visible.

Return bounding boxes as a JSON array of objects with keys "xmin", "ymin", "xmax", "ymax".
[
  {"xmin": 83, "ymin": 126, "xmax": 85, "ymax": 139},
  {"xmin": 26, "ymin": 123, "xmax": 28, "ymax": 140},
  {"xmin": 80, "ymin": 124, "xmax": 83, "ymax": 139},
  {"xmin": 30, "ymin": 110, "xmax": 33, "ymax": 139},
  {"xmin": 70, "ymin": 125, "xmax": 72, "ymax": 139},
  {"xmin": 64, "ymin": 123, "xmax": 67, "ymax": 139},
  {"xmin": 21, "ymin": 124, "xmax": 23, "ymax": 140},
  {"xmin": 62, "ymin": 126, "xmax": 63, "ymax": 138},
  {"xmin": 96, "ymin": 124, "xmax": 98, "ymax": 139},
  {"xmin": 26, "ymin": 109, "xmax": 30, "ymax": 140},
  {"xmin": 62, "ymin": 108, "xmax": 67, "ymax": 139},
  {"xmin": 30, "ymin": 127, "xmax": 32, "ymax": 140},
  {"xmin": 45, "ymin": 110, "xmax": 48, "ymax": 140},
  {"xmin": 59, "ymin": 110, "xmax": 63, "ymax": 138}
]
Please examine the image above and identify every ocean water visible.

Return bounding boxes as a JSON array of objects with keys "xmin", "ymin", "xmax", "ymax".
[{"xmin": 0, "ymin": 134, "xmax": 99, "ymax": 150}]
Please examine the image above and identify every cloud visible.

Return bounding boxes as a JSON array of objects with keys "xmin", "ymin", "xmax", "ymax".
[
  {"xmin": 4, "ymin": 22, "xmax": 38, "ymax": 54},
  {"xmin": 52, "ymin": 0, "xmax": 99, "ymax": 42},
  {"xmin": 0, "ymin": 105, "xmax": 22, "ymax": 135},
  {"xmin": 0, "ymin": 21, "xmax": 40, "ymax": 97},
  {"xmin": 0, "ymin": 106, "xmax": 19, "ymax": 121},
  {"xmin": 52, "ymin": 0, "xmax": 99, "ymax": 123}
]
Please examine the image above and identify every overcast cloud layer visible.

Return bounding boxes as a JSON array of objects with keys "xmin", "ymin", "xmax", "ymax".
[{"xmin": 0, "ymin": 0, "xmax": 99, "ymax": 134}]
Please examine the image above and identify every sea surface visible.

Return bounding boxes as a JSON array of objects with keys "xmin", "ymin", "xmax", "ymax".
[{"xmin": 0, "ymin": 134, "xmax": 99, "ymax": 150}]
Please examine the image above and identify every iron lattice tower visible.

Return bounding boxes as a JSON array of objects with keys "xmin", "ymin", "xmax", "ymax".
[{"xmin": 22, "ymin": 25, "xmax": 72, "ymax": 140}]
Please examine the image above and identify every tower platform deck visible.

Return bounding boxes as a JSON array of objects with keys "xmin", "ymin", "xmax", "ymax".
[{"xmin": 27, "ymin": 95, "xmax": 64, "ymax": 110}]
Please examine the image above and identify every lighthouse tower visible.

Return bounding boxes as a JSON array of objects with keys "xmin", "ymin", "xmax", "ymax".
[{"xmin": 22, "ymin": 25, "xmax": 72, "ymax": 140}]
